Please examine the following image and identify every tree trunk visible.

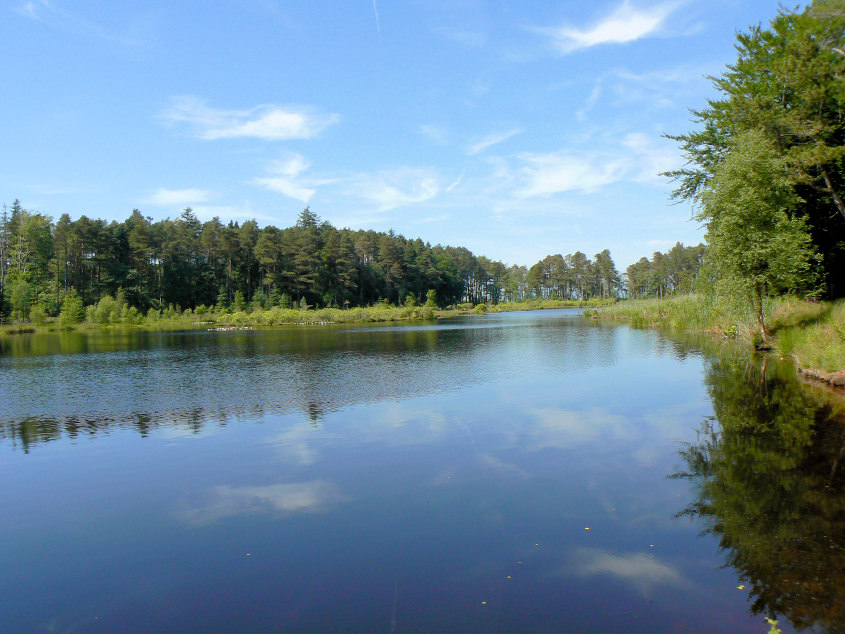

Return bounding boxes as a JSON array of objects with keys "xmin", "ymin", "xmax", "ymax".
[
  {"xmin": 821, "ymin": 168, "xmax": 845, "ymax": 220},
  {"xmin": 755, "ymin": 283, "xmax": 769, "ymax": 344}
]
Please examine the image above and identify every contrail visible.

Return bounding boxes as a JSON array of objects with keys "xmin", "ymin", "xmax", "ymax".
[{"xmin": 372, "ymin": 0, "xmax": 381, "ymax": 33}]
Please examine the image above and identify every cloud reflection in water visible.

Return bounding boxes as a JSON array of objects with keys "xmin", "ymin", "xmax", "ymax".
[
  {"xmin": 177, "ymin": 480, "xmax": 346, "ymax": 527},
  {"xmin": 569, "ymin": 547, "xmax": 687, "ymax": 596}
]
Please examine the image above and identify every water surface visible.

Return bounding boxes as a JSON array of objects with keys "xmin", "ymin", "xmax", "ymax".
[{"xmin": 1, "ymin": 310, "xmax": 842, "ymax": 632}]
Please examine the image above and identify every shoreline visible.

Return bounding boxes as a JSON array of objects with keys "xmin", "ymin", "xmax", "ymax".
[
  {"xmin": 597, "ymin": 295, "xmax": 845, "ymax": 393},
  {"xmin": 0, "ymin": 299, "xmax": 613, "ymax": 337}
]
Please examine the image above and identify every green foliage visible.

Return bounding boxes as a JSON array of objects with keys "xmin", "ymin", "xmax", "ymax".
[
  {"xmin": 675, "ymin": 352, "xmax": 845, "ymax": 632},
  {"xmin": 90, "ymin": 295, "xmax": 121, "ymax": 324},
  {"xmin": 601, "ymin": 294, "xmax": 845, "ymax": 372},
  {"xmin": 700, "ymin": 130, "xmax": 819, "ymax": 338},
  {"xmin": 268, "ymin": 287, "xmax": 282, "ymax": 308},
  {"xmin": 28, "ymin": 303, "xmax": 48, "ymax": 325},
  {"xmin": 215, "ymin": 286, "xmax": 228, "ymax": 309},
  {"xmin": 250, "ymin": 288, "xmax": 267, "ymax": 311},
  {"xmin": 8, "ymin": 275, "xmax": 32, "ymax": 322},
  {"xmin": 58, "ymin": 289, "xmax": 85, "ymax": 326},
  {"xmin": 666, "ymin": 1, "xmax": 845, "ymax": 296},
  {"xmin": 626, "ymin": 243, "xmax": 706, "ymax": 299},
  {"xmin": 0, "ymin": 198, "xmax": 630, "ymax": 328},
  {"xmin": 232, "ymin": 290, "xmax": 246, "ymax": 312}
]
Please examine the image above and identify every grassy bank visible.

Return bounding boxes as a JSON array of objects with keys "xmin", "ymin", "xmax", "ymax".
[
  {"xmin": 599, "ymin": 294, "xmax": 845, "ymax": 377},
  {"xmin": 0, "ymin": 298, "xmax": 604, "ymax": 335}
]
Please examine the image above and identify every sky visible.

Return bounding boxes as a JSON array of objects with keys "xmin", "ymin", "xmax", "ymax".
[{"xmin": 1, "ymin": 1, "xmax": 804, "ymax": 270}]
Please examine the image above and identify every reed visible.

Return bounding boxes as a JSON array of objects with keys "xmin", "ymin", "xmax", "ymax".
[{"xmin": 600, "ymin": 295, "xmax": 845, "ymax": 373}]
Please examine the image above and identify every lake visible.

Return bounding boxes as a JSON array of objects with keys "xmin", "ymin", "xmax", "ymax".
[{"xmin": 1, "ymin": 309, "xmax": 843, "ymax": 633}]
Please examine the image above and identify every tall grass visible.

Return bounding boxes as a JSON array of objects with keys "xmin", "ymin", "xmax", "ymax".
[
  {"xmin": 769, "ymin": 300, "xmax": 845, "ymax": 373},
  {"xmin": 601, "ymin": 294, "xmax": 845, "ymax": 373}
]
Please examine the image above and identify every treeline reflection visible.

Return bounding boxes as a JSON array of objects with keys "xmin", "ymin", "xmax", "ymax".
[
  {"xmin": 675, "ymin": 352, "xmax": 845, "ymax": 633},
  {"xmin": 2, "ymin": 316, "xmax": 633, "ymax": 453},
  {"xmin": 1, "ymin": 402, "xmax": 327, "ymax": 453}
]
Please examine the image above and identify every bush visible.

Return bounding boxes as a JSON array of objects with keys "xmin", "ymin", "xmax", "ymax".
[
  {"xmin": 29, "ymin": 303, "xmax": 48, "ymax": 325},
  {"xmin": 58, "ymin": 290, "xmax": 85, "ymax": 326},
  {"xmin": 93, "ymin": 295, "xmax": 119, "ymax": 323}
]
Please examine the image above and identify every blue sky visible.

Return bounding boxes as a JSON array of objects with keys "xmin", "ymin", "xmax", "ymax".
[{"xmin": 1, "ymin": 1, "xmax": 800, "ymax": 269}]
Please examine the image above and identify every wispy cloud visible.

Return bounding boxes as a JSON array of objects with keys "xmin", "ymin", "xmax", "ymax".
[
  {"xmin": 484, "ymin": 130, "xmax": 681, "ymax": 200},
  {"xmin": 12, "ymin": 0, "xmax": 143, "ymax": 45},
  {"xmin": 177, "ymin": 480, "xmax": 345, "ymax": 527},
  {"xmin": 146, "ymin": 188, "xmax": 214, "ymax": 206},
  {"xmin": 515, "ymin": 151, "xmax": 626, "ymax": 197},
  {"xmin": 446, "ymin": 171, "xmax": 465, "ymax": 192},
  {"xmin": 569, "ymin": 548, "xmax": 686, "ymax": 596},
  {"xmin": 467, "ymin": 129, "xmax": 522, "ymax": 155},
  {"xmin": 419, "ymin": 124, "xmax": 450, "ymax": 145},
  {"xmin": 541, "ymin": 2, "xmax": 678, "ymax": 54},
  {"xmin": 161, "ymin": 96, "xmax": 340, "ymax": 141},
  {"xmin": 345, "ymin": 167, "xmax": 440, "ymax": 212},
  {"xmin": 528, "ymin": 407, "xmax": 631, "ymax": 448},
  {"xmin": 252, "ymin": 153, "xmax": 317, "ymax": 202},
  {"xmin": 372, "ymin": 0, "xmax": 381, "ymax": 33},
  {"xmin": 434, "ymin": 26, "xmax": 487, "ymax": 49},
  {"xmin": 621, "ymin": 132, "xmax": 679, "ymax": 184},
  {"xmin": 13, "ymin": 1, "xmax": 44, "ymax": 19}
]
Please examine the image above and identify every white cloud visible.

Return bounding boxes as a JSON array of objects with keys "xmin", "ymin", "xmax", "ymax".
[
  {"xmin": 577, "ymin": 64, "xmax": 712, "ymax": 121},
  {"xmin": 12, "ymin": 0, "xmax": 141, "ymax": 45},
  {"xmin": 515, "ymin": 151, "xmax": 625, "ymax": 197},
  {"xmin": 621, "ymin": 132, "xmax": 680, "ymax": 184},
  {"xmin": 446, "ymin": 171, "xmax": 465, "ymax": 191},
  {"xmin": 161, "ymin": 96, "xmax": 340, "ymax": 141},
  {"xmin": 146, "ymin": 188, "xmax": 214, "ymax": 206},
  {"xmin": 467, "ymin": 128, "xmax": 523, "ymax": 155},
  {"xmin": 542, "ymin": 2, "xmax": 678, "ymax": 54},
  {"xmin": 371, "ymin": 0, "xmax": 380, "ymax": 33},
  {"xmin": 345, "ymin": 168, "xmax": 440, "ymax": 212},
  {"xmin": 484, "ymin": 131, "xmax": 680, "ymax": 200},
  {"xmin": 419, "ymin": 124, "xmax": 450, "ymax": 145},
  {"xmin": 13, "ymin": 1, "xmax": 44, "ymax": 19},
  {"xmin": 528, "ymin": 407, "xmax": 631, "ymax": 448},
  {"xmin": 570, "ymin": 548, "xmax": 686, "ymax": 595},
  {"xmin": 177, "ymin": 480, "xmax": 345, "ymax": 526},
  {"xmin": 252, "ymin": 153, "xmax": 316, "ymax": 202},
  {"xmin": 479, "ymin": 453, "xmax": 531, "ymax": 479},
  {"xmin": 434, "ymin": 26, "xmax": 487, "ymax": 49}
]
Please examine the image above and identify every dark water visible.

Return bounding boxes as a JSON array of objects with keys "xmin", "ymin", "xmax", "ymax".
[{"xmin": 1, "ymin": 310, "xmax": 843, "ymax": 633}]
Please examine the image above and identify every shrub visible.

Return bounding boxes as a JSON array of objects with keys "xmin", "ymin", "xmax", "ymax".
[
  {"xmin": 29, "ymin": 303, "xmax": 48, "ymax": 325},
  {"xmin": 58, "ymin": 290, "xmax": 85, "ymax": 326}
]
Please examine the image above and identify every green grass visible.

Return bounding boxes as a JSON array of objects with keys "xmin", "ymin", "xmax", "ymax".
[
  {"xmin": 600, "ymin": 294, "xmax": 845, "ymax": 373},
  {"xmin": 0, "ymin": 297, "xmax": 618, "ymax": 336},
  {"xmin": 486, "ymin": 297, "xmax": 617, "ymax": 312},
  {"xmin": 769, "ymin": 300, "xmax": 845, "ymax": 373}
]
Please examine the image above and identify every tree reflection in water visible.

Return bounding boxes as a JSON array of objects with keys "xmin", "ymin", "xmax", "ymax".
[{"xmin": 675, "ymin": 352, "xmax": 845, "ymax": 633}]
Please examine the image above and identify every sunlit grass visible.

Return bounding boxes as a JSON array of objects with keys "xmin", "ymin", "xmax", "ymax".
[
  {"xmin": 601, "ymin": 295, "xmax": 845, "ymax": 373},
  {"xmin": 1, "ymin": 297, "xmax": 611, "ymax": 336}
]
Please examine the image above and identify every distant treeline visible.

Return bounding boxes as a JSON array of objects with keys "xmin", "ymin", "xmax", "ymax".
[
  {"xmin": 625, "ymin": 243, "xmax": 706, "ymax": 300},
  {"xmin": 1, "ymin": 202, "xmax": 693, "ymax": 324}
]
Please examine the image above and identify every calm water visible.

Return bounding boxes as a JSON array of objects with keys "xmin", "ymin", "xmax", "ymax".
[{"xmin": 1, "ymin": 310, "xmax": 843, "ymax": 633}]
